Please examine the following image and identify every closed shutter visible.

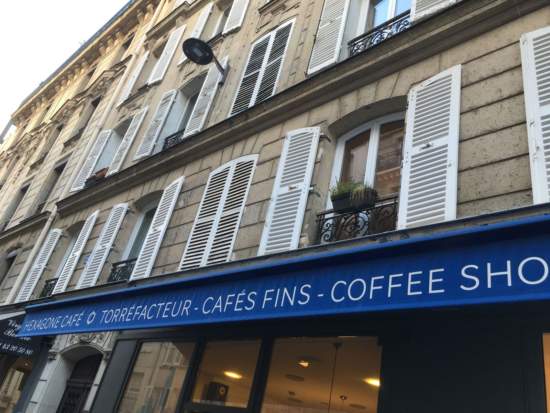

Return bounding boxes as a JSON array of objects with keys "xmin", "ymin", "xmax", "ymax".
[
  {"xmin": 107, "ymin": 107, "xmax": 148, "ymax": 176},
  {"xmin": 398, "ymin": 65, "xmax": 461, "ymax": 229},
  {"xmin": 70, "ymin": 130, "xmax": 113, "ymax": 192},
  {"xmin": 76, "ymin": 204, "xmax": 129, "ymax": 289},
  {"xmin": 172, "ymin": 0, "xmax": 186, "ymax": 11},
  {"xmin": 15, "ymin": 229, "xmax": 62, "ymax": 302},
  {"xmin": 134, "ymin": 90, "xmax": 177, "ymax": 160},
  {"xmin": 53, "ymin": 210, "xmax": 99, "ymax": 294},
  {"xmin": 183, "ymin": 56, "xmax": 228, "ymax": 137},
  {"xmin": 521, "ymin": 27, "xmax": 550, "ymax": 204},
  {"xmin": 307, "ymin": 0, "xmax": 350, "ymax": 74},
  {"xmin": 130, "ymin": 177, "xmax": 185, "ymax": 280},
  {"xmin": 229, "ymin": 20, "xmax": 294, "ymax": 116},
  {"xmin": 222, "ymin": 0, "xmax": 250, "ymax": 34},
  {"xmin": 410, "ymin": 0, "xmax": 456, "ymax": 23},
  {"xmin": 258, "ymin": 128, "xmax": 319, "ymax": 255},
  {"xmin": 179, "ymin": 155, "xmax": 257, "ymax": 270},
  {"xmin": 148, "ymin": 25, "xmax": 186, "ymax": 85},
  {"xmin": 117, "ymin": 52, "xmax": 149, "ymax": 108},
  {"xmin": 178, "ymin": 3, "xmax": 214, "ymax": 65}
]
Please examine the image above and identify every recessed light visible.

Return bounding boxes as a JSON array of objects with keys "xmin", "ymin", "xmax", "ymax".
[
  {"xmin": 298, "ymin": 360, "xmax": 309, "ymax": 367},
  {"xmin": 366, "ymin": 378, "xmax": 380, "ymax": 386},
  {"xmin": 288, "ymin": 398, "xmax": 303, "ymax": 403},
  {"xmin": 285, "ymin": 374, "xmax": 305, "ymax": 382},
  {"xmin": 350, "ymin": 404, "xmax": 367, "ymax": 409},
  {"xmin": 224, "ymin": 372, "xmax": 242, "ymax": 379}
]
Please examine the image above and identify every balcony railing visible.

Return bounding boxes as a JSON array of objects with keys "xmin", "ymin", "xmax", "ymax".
[
  {"xmin": 348, "ymin": 11, "xmax": 411, "ymax": 58},
  {"xmin": 39, "ymin": 279, "xmax": 58, "ymax": 298},
  {"xmin": 108, "ymin": 258, "xmax": 137, "ymax": 283},
  {"xmin": 315, "ymin": 195, "xmax": 398, "ymax": 244},
  {"xmin": 162, "ymin": 130, "xmax": 186, "ymax": 151},
  {"xmin": 34, "ymin": 202, "xmax": 46, "ymax": 216},
  {"xmin": 0, "ymin": 221, "xmax": 9, "ymax": 233}
]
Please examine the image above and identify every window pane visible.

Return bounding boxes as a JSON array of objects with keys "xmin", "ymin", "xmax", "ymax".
[
  {"xmin": 0, "ymin": 356, "xmax": 35, "ymax": 413},
  {"xmin": 375, "ymin": 120, "xmax": 404, "ymax": 196},
  {"xmin": 342, "ymin": 130, "xmax": 371, "ymax": 184},
  {"xmin": 395, "ymin": 0, "xmax": 412, "ymax": 15},
  {"xmin": 262, "ymin": 337, "xmax": 382, "ymax": 413},
  {"xmin": 192, "ymin": 340, "xmax": 262, "ymax": 408},
  {"xmin": 373, "ymin": 0, "xmax": 390, "ymax": 28},
  {"xmin": 116, "ymin": 341, "xmax": 195, "ymax": 413},
  {"xmin": 128, "ymin": 207, "xmax": 157, "ymax": 259}
]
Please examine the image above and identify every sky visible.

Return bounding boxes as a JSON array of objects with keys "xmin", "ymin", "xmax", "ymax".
[{"xmin": 0, "ymin": 0, "xmax": 131, "ymax": 139}]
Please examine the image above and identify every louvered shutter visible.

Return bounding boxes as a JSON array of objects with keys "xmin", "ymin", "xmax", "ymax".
[
  {"xmin": 179, "ymin": 155, "xmax": 257, "ymax": 270},
  {"xmin": 178, "ymin": 3, "xmax": 214, "ymax": 66},
  {"xmin": 521, "ymin": 27, "xmax": 550, "ymax": 204},
  {"xmin": 117, "ymin": 52, "xmax": 149, "ymax": 108},
  {"xmin": 70, "ymin": 130, "xmax": 113, "ymax": 192},
  {"xmin": 410, "ymin": 0, "xmax": 456, "ymax": 23},
  {"xmin": 76, "ymin": 204, "xmax": 129, "ymax": 289},
  {"xmin": 258, "ymin": 128, "xmax": 319, "ymax": 255},
  {"xmin": 134, "ymin": 90, "xmax": 177, "ymax": 160},
  {"xmin": 307, "ymin": 0, "xmax": 350, "ymax": 74},
  {"xmin": 183, "ymin": 56, "xmax": 228, "ymax": 137},
  {"xmin": 172, "ymin": 0, "xmax": 186, "ymax": 11},
  {"xmin": 148, "ymin": 26, "xmax": 186, "ymax": 85},
  {"xmin": 130, "ymin": 177, "xmax": 185, "ymax": 280},
  {"xmin": 15, "ymin": 229, "xmax": 62, "ymax": 303},
  {"xmin": 53, "ymin": 211, "xmax": 99, "ymax": 294},
  {"xmin": 398, "ymin": 65, "xmax": 461, "ymax": 229},
  {"xmin": 222, "ymin": 0, "xmax": 250, "ymax": 34},
  {"xmin": 107, "ymin": 107, "xmax": 148, "ymax": 176}
]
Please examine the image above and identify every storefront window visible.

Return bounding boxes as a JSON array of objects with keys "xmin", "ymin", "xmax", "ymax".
[
  {"xmin": 0, "ymin": 356, "xmax": 36, "ymax": 413},
  {"xmin": 261, "ymin": 337, "xmax": 382, "ymax": 413},
  {"xmin": 116, "ymin": 341, "xmax": 195, "ymax": 413}
]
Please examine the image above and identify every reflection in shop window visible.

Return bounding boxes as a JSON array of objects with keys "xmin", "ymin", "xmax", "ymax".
[
  {"xmin": 262, "ymin": 337, "xmax": 381, "ymax": 413},
  {"xmin": 116, "ymin": 341, "xmax": 195, "ymax": 413},
  {"xmin": 0, "ymin": 356, "xmax": 35, "ymax": 413}
]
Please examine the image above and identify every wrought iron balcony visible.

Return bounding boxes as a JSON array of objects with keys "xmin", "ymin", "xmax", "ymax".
[
  {"xmin": 162, "ymin": 130, "xmax": 186, "ymax": 151},
  {"xmin": 348, "ymin": 11, "xmax": 411, "ymax": 58},
  {"xmin": 108, "ymin": 258, "xmax": 137, "ymax": 283},
  {"xmin": 315, "ymin": 195, "xmax": 398, "ymax": 245},
  {"xmin": 0, "ymin": 221, "xmax": 9, "ymax": 233},
  {"xmin": 39, "ymin": 279, "xmax": 58, "ymax": 298},
  {"xmin": 34, "ymin": 202, "xmax": 46, "ymax": 216}
]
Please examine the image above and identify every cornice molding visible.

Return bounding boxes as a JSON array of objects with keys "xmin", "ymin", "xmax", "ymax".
[{"xmin": 0, "ymin": 212, "xmax": 49, "ymax": 243}]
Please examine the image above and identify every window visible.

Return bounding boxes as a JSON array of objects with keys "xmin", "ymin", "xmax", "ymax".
[
  {"xmin": 222, "ymin": 0, "xmax": 250, "ymax": 34},
  {"xmin": 211, "ymin": 3, "xmax": 232, "ymax": 38},
  {"xmin": 112, "ymin": 35, "xmax": 134, "ymax": 68},
  {"xmin": 32, "ymin": 160, "xmax": 67, "ymax": 216},
  {"xmin": 0, "ymin": 356, "xmax": 36, "ymax": 412},
  {"xmin": 73, "ymin": 95, "xmax": 101, "ymax": 137},
  {"xmin": 148, "ymin": 25, "xmax": 186, "ymax": 85},
  {"xmin": 0, "ymin": 156, "xmax": 19, "ymax": 187},
  {"xmin": 124, "ymin": 200, "xmax": 160, "ymax": 261},
  {"xmin": 117, "ymin": 52, "xmax": 150, "ymax": 107},
  {"xmin": 2, "ymin": 181, "xmax": 32, "ymax": 230},
  {"xmin": 178, "ymin": 3, "xmax": 215, "ymax": 66},
  {"xmin": 0, "ymin": 248, "xmax": 19, "ymax": 287}
]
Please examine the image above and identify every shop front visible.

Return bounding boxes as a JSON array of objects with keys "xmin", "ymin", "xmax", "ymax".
[{"xmin": 18, "ymin": 215, "xmax": 550, "ymax": 413}]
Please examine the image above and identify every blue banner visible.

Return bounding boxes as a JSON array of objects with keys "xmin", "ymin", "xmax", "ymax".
[{"xmin": 19, "ymin": 229, "xmax": 550, "ymax": 337}]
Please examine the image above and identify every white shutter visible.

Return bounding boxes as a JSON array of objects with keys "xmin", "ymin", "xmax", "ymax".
[
  {"xmin": 148, "ymin": 26, "xmax": 186, "ymax": 85},
  {"xmin": 107, "ymin": 107, "xmax": 148, "ymax": 176},
  {"xmin": 258, "ymin": 128, "xmax": 319, "ymax": 255},
  {"xmin": 76, "ymin": 204, "xmax": 129, "ymax": 289},
  {"xmin": 398, "ymin": 65, "xmax": 461, "ymax": 229},
  {"xmin": 134, "ymin": 90, "xmax": 177, "ymax": 160},
  {"xmin": 183, "ymin": 56, "xmax": 228, "ymax": 137},
  {"xmin": 130, "ymin": 177, "xmax": 185, "ymax": 280},
  {"xmin": 222, "ymin": 0, "xmax": 250, "ymax": 34},
  {"xmin": 117, "ymin": 52, "xmax": 149, "ymax": 108},
  {"xmin": 178, "ymin": 3, "xmax": 214, "ymax": 66},
  {"xmin": 179, "ymin": 155, "xmax": 257, "ymax": 270},
  {"xmin": 521, "ymin": 27, "xmax": 550, "ymax": 204},
  {"xmin": 172, "ymin": 0, "xmax": 186, "ymax": 11},
  {"xmin": 15, "ymin": 229, "xmax": 62, "ymax": 303},
  {"xmin": 70, "ymin": 130, "xmax": 113, "ymax": 192},
  {"xmin": 410, "ymin": 0, "xmax": 456, "ymax": 23},
  {"xmin": 307, "ymin": 0, "xmax": 350, "ymax": 74},
  {"xmin": 53, "ymin": 211, "xmax": 99, "ymax": 294},
  {"xmin": 229, "ymin": 20, "xmax": 294, "ymax": 117}
]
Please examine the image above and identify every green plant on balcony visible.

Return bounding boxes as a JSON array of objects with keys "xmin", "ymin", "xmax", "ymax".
[{"xmin": 329, "ymin": 180, "xmax": 378, "ymax": 213}]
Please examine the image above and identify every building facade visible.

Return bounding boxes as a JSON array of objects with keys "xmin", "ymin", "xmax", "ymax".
[{"xmin": 0, "ymin": 0, "xmax": 550, "ymax": 411}]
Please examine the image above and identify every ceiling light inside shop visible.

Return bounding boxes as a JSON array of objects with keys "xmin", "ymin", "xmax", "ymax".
[
  {"xmin": 225, "ymin": 372, "xmax": 242, "ymax": 379},
  {"xmin": 286, "ymin": 374, "xmax": 305, "ymax": 382},
  {"xmin": 298, "ymin": 357, "xmax": 321, "ymax": 367},
  {"xmin": 365, "ymin": 378, "xmax": 380, "ymax": 386}
]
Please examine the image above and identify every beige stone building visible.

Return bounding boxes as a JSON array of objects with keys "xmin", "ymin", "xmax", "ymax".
[{"xmin": 1, "ymin": 0, "xmax": 550, "ymax": 411}]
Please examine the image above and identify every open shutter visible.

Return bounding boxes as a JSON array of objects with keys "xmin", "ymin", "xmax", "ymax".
[
  {"xmin": 398, "ymin": 65, "xmax": 461, "ymax": 229},
  {"xmin": 222, "ymin": 0, "xmax": 250, "ymax": 34},
  {"xmin": 53, "ymin": 210, "xmax": 99, "ymax": 294},
  {"xmin": 107, "ymin": 107, "xmax": 148, "ymax": 176},
  {"xmin": 134, "ymin": 90, "xmax": 177, "ymax": 160},
  {"xmin": 521, "ymin": 27, "xmax": 550, "ymax": 204},
  {"xmin": 258, "ymin": 128, "xmax": 319, "ymax": 255},
  {"xmin": 76, "ymin": 204, "xmax": 129, "ymax": 289},
  {"xmin": 117, "ymin": 52, "xmax": 149, "ymax": 107},
  {"xmin": 183, "ymin": 56, "xmax": 228, "ymax": 137},
  {"xmin": 178, "ymin": 3, "xmax": 214, "ymax": 66},
  {"xmin": 410, "ymin": 0, "xmax": 456, "ymax": 23},
  {"xmin": 179, "ymin": 155, "xmax": 257, "ymax": 270},
  {"xmin": 130, "ymin": 177, "xmax": 185, "ymax": 280},
  {"xmin": 148, "ymin": 26, "xmax": 186, "ymax": 85},
  {"xmin": 172, "ymin": 0, "xmax": 186, "ymax": 11},
  {"xmin": 15, "ymin": 229, "xmax": 62, "ymax": 302},
  {"xmin": 70, "ymin": 130, "xmax": 113, "ymax": 192},
  {"xmin": 307, "ymin": 0, "xmax": 350, "ymax": 74}
]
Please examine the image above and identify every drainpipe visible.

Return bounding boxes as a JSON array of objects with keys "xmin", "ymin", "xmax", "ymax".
[{"xmin": 5, "ymin": 0, "xmax": 167, "ymax": 305}]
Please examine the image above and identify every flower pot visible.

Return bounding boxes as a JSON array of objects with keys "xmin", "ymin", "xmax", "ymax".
[{"xmin": 331, "ymin": 188, "xmax": 378, "ymax": 213}]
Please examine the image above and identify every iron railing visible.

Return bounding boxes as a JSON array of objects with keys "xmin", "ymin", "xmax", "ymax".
[
  {"xmin": 39, "ymin": 279, "xmax": 58, "ymax": 298},
  {"xmin": 34, "ymin": 202, "xmax": 46, "ymax": 216},
  {"xmin": 162, "ymin": 130, "xmax": 186, "ymax": 151},
  {"xmin": 0, "ymin": 221, "xmax": 9, "ymax": 233},
  {"xmin": 315, "ymin": 195, "xmax": 398, "ymax": 244},
  {"xmin": 348, "ymin": 11, "xmax": 411, "ymax": 58},
  {"xmin": 108, "ymin": 258, "xmax": 137, "ymax": 283},
  {"xmin": 377, "ymin": 150, "xmax": 403, "ymax": 170}
]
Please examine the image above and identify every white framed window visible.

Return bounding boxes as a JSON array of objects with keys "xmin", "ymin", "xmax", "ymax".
[
  {"xmin": 122, "ymin": 199, "xmax": 160, "ymax": 261},
  {"xmin": 211, "ymin": 2, "xmax": 232, "ymax": 38}
]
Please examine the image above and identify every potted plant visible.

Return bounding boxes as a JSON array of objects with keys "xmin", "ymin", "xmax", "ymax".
[{"xmin": 330, "ymin": 180, "xmax": 378, "ymax": 213}]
